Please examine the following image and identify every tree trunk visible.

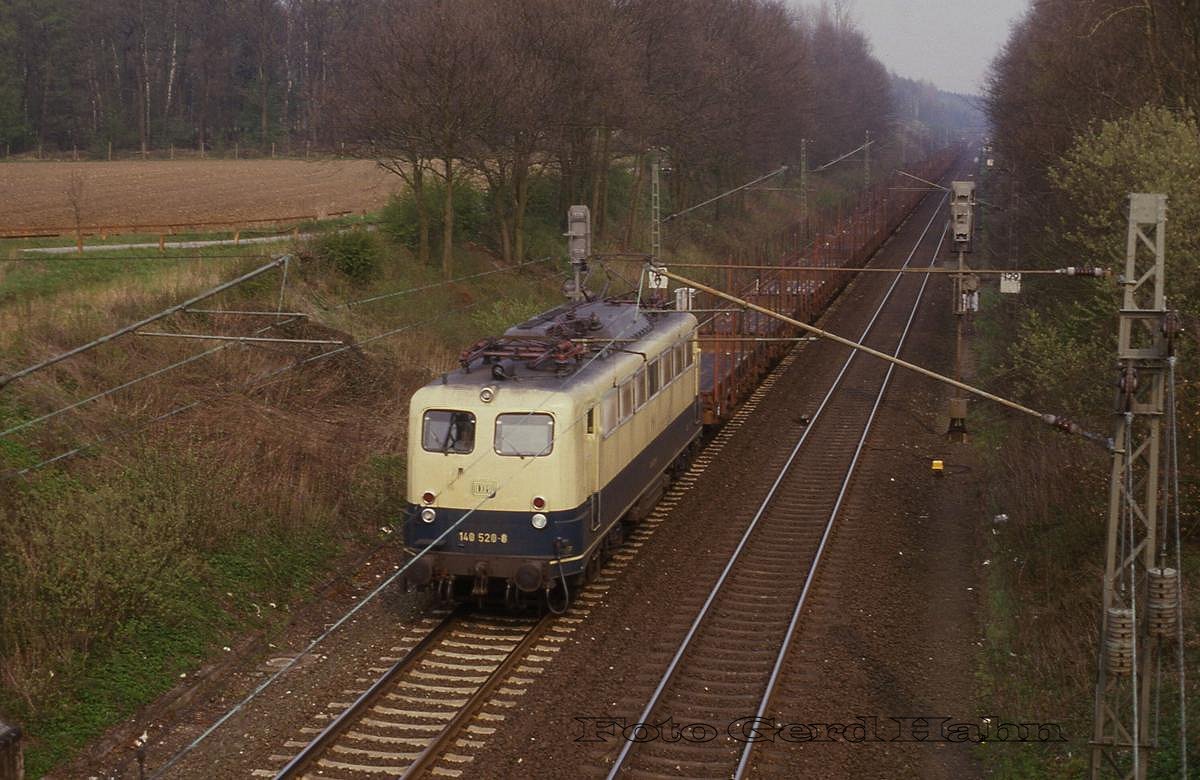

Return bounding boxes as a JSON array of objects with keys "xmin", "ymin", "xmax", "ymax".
[
  {"xmin": 597, "ymin": 128, "xmax": 611, "ymax": 237},
  {"xmin": 589, "ymin": 127, "xmax": 603, "ymax": 230},
  {"xmin": 624, "ymin": 150, "xmax": 645, "ymax": 250},
  {"xmin": 259, "ymin": 60, "xmax": 269, "ymax": 149},
  {"xmin": 139, "ymin": 25, "xmax": 150, "ymax": 155},
  {"xmin": 413, "ymin": 158, "xmax": 431, "ymax": 266},
  {"xmin": 441, "ymin": 157, "xmax": 455, "ymax": 279},
  {"xmin": 494, "ymin": 185, "xmax": 512, "ymax": 264},
  {"xmin": 512, "ymin": 153, "xmax": 529, "ymax": 262}
]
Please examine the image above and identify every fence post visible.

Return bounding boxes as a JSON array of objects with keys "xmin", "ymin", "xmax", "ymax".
[
  {"xmin": 107, "ymin": 141, "xmax": 113, "ymax": 161},
  {"xmin": 0, "ymin": 719, "xmax": 22, "ymax": 780}
]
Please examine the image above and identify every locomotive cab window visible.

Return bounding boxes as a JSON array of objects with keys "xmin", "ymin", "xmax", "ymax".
[
  {"xmin": 495, "ymin": 413, "xmax": 554, "ymax": 456},
  {"xmin": 423, "ymin": 410, "xmax": 476, "ymax": 454}
]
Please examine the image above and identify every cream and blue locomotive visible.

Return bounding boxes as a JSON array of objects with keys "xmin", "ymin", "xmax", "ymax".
[{"xmin": 402, "ymin": 299, "xmax": 701, "ymax": 605}]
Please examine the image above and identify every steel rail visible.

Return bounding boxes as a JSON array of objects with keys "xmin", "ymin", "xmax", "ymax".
[
  {"xmin": 399, "ymin": 612, "xmax": 554, "ymax": 779},
  {"xmin": 604, "ymin": 191, "xmax": 949, "ymax": 780},
  {"xmin": 273, "ymin": 607, "xmax": 466, "ymax": 779},
  {"xmin": 733, "ymin": 218, "xmax": 946, "ymax": 780},
  {"xmin": 274, "ymin": 608, "xmax": 551, "ymax": 779}
]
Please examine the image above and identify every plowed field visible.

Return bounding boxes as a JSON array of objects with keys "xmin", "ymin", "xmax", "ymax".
[{"xmin": 0, "ymin": 159, "xmax": 397, "ymax": 232}]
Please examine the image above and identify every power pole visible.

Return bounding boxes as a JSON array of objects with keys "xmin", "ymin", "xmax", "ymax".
[
  {"xmin": 948, "ymin": 181, "xmax": 977, "ymax": 438},
  {"xmin": 1089, "ymin": 193, "xmax": 1180, "ymax": 779}
]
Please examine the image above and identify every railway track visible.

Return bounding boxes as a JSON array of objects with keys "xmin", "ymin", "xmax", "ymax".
[
  {"xmin": 256, "ymin": 273, "xmax": 838, "ymax": 780},
  {"xmin": 259, "ymin": 343, "xmax": 807, "ymax": 780},
  {"xmin": 602, "ymin": 194, "xmax": 950, "ymax": 779},
  {"xmin": 256, "ymin": 172, "xmax": 955, "ymax": 780},
  {"xmin": 265, "ymin": 608, "xmax": 548, "ymax": 779}
]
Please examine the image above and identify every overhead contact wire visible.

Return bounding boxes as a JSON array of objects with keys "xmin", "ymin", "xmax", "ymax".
[{"xmin": 150, "ymin": 275, "xmax": 658, "ymax": 777}]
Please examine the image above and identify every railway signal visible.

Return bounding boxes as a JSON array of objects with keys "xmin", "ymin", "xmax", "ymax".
[
  {"xmin": 949, "ymin": 181, "xmax": 977, "ymax": 438},
  {"xmin": 565, "ymin": 205, "xmax": 591, "ymax": 302}
]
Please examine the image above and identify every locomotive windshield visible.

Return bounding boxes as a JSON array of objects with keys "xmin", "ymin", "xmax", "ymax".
[
  {"xmin": 494, "ymin": 413, "xmax": 554, "ymax": 456},
  {"xmin": 422, "ymin": 410, "xmax": 476, "ymax": 454}
]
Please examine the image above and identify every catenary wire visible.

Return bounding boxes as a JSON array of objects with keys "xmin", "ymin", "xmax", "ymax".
[{"xmin": 149, "ymin": 273, "xmax": 656, "ymax": 777}]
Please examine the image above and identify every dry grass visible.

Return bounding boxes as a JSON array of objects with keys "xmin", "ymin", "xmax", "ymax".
[{"xmin": 0, "ymin": 235, "xmax": 559, "ymax": 722}]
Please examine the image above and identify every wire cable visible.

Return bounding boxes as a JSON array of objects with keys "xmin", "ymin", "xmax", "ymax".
[
  {"xmin": 1168, "ymin": 357, "xmax": 1188, "ymax": 777},
  {"xmin": 149, "ymin": 277, "xmax": 659, "ymax": 777},
  {"xmin": 1124, "ymin": 412, "xmax": 1140, "ymax": 779},
  {"xmin": 2, "ymin": 256, "xmax": 555, "ymax": 438},
  {"xmin": 12, "ymin": 302, "xmax": 482, "ymax": 476},
  {"xmin": 330, "ymin": 255, "xmax": 556, "ymax": 310}
]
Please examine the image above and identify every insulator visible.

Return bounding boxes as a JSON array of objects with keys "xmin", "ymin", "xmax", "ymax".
[
  {"xmin": 1104, "ymin": 608, "xmax": 1134, "ymax": 676},
  {"xmin": 1162, "ymin": 311, "xmax": 1183, "ymax": 338},
  {"xmin": 1147, "ymin": 568, "xmax": 1180, "ymax": 638}
]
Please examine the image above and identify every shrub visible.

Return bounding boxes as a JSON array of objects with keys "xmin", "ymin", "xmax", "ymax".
[
  {"xmin": 381, "ymin": 178, "xmax": 487, "ymax": 253},
  {"xmin": 314, "ymin": 230, "xmax": 380, "ymax": 282}
]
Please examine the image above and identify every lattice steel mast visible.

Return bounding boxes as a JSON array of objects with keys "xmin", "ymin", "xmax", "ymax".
[{"xmin": 1089, "ymin": 193, "xmax": 1182, "ymax": 779}]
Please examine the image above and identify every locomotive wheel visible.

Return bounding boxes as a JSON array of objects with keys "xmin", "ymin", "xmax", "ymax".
[{"xmin": 583, "ymin": 551, "xmax": 601, "ymax": 584}]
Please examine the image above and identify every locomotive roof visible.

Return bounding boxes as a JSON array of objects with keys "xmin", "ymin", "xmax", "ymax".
[{"xmin": 431, "ymin": 299, "xmax": 696, "ymax": 395}]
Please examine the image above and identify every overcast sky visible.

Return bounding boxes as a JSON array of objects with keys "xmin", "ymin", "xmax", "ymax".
[{"xmin": 799, "ymin": 1, "xmax": 1031, "ymax": 95}]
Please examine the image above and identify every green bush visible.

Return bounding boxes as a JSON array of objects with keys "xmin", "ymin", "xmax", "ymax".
[
  {"xmin": 314, "ymin": 230, "xmax": 381, "ymax": 282},
  {"xmin": 381, "ymin": 178, "xmax": 487, "ymax": 252}
]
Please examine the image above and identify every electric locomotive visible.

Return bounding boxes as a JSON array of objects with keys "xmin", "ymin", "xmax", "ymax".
[{"xmin": 403, "ymin": 298, "xmax": 701, "ymax": 605}]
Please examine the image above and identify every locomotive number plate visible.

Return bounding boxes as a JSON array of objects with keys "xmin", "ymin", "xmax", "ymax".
[
  {"xmin": 471, "ymin": 480, "xmax": 498, "ymax": 497},
  {"xmin": 458, "ymin": 531, "xmax": 508, "ymax": 544}
]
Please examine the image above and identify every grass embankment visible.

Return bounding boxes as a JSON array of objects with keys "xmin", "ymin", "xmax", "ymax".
[
  {"xmin": 970, "ymin": 277, "xmax": 1199, "ymax": 777},
  {"xmin": 0, "ymin": 206, "xmax": 564, "ymax": 775}
]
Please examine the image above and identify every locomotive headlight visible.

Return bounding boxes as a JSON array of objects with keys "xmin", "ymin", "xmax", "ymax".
[
  {"xmin": 531, "ymin": 513, "xmax": 548, "ymax": 530},
  {"xmin": 420, "ymin": 507, "xmax": 437, "ymax": 524},
  {"xmin": 421, "ymin": 491, "xmax": 436, "ymax": 505},
  {"xmin": 480, "ymin": 384, "xmax": 498, "ymax": 403},
  {"xmin": 531, "ymin": 496, "xmax": 546, "ymax": 511}
]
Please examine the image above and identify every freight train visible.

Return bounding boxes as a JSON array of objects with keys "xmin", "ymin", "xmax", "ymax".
[
  {"xmin": 403, "ymin": 300, "xmax": 702, "ymax": 606},
  {"xmin": 402, "ymin": 150, "xmax": 957, "ymax": 607}
]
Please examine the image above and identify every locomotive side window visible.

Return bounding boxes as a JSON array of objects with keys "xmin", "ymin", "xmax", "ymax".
[
  {"xmin": 634, "ymin": 368, "xmax": 646, "ymax": 409},
  {"xmin": 662, "ymin": 348, "xmax": 677, "ymax": 385},
  {"xmin": 673, "ymin": 343, "xmax": 687, "ymax": 373},
  {"xmin": 422, "ymin": 410, "xmax": 476, "ymax": 454},
  {"xmin": 619, "ymin": 380, "xmax": 635, "ymax": 422},
  {"xmin": 495, "ymin": 413, "xmax": 554, "ymax": 456},
  {"xmin": 682, "ymin": 340, "xmax": 694, "ymax": 368},
  {"xmin": 647, "ymin": 357, "xmax": 661, "ymax": 397},
  {"xmin": 601, "ymin": 390, "xmax": 619, "ymax": 436}
]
